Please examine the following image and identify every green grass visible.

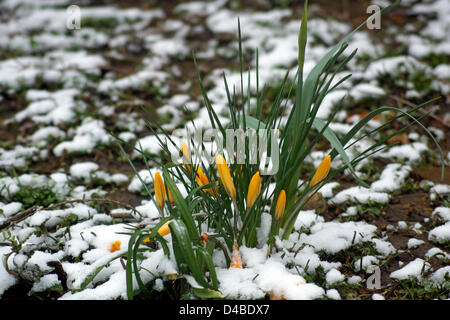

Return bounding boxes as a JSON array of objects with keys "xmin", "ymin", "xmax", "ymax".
[
  {"xmin": 422, "ymin": 53, "xmax": 449, "ymax": 68},
  {"xmin": 81, "ymin": 17, "xmax": 119, "ymax": 31},
  {"xmin": 385, "ymin": 278, "xmax": 450, "ymax": 300},
  {"xmin": 7, "ymin": 185, "xmax": 59, "ymax": 209}
]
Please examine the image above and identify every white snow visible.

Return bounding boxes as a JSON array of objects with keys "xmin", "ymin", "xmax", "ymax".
[
  {"xmin": 0, "ymin": 0, "xmax": 448, "ymax": 301},
  {"xmin": 31, "ymin": 274, "xmax": 61, "ymax": 293},
  {"xmin": 354, "ymin": 256, "xmax": 379, "ymax": 272},
  {"xmin": 53, "ymin": 118, "xmax": 111, "ymax": 156},
  {"xmin": 326, "ymin": 268, "xmax": 345, "ymax": 285},
  {"xmin": 407, "ymin": 238, "xmax": 425, "ymax": 249},
  {"xmin": 390, "ymin": 258, "xmax": 431, "ymax": 281},
  {"xmin": 299, "ymin": 221, "xmax": 377, "ymax": 254},
  {"xmin": 428, "ymin": 222, "xmax": 450, "ymax": 243},
  {"xmin": 428, "ymin": 266, "xmax": 450, "ymax": 284},
  {"xmin": 0, "ymin": 247, "xmax": 18, "ymax": 297},
  {"xmin": 331, "ymin": 186, "xmax": 389, "ymax": 205},
  {"xmin": 370, "ymin": 164, "xmax": 411, "ymax": 192},
  {"xmin": 371, "ymin": 293, "xmax": 385, "ymax": 300},
  {"xmin": 326, "ymin": 289, "xmax": 341, "ymax": 300}
]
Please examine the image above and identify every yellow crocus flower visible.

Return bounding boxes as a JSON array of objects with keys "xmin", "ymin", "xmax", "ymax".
[
  {"xmin": 246, "ymin": 171, "xmax": 261, "ymax": 210},
  {"xmin": 154, "ymin": 171, "xmax": 166, "ymax": 210},
  {"xmin": 216, "ymin": 154, "xmax": 236, "ymax": 199},
  {"xmin": 275, "ymin": 189, "xmax": 286, "ymax": 221},
  {"xmin": 196, "ymin": 166, "xmax": 214, "ymax": 195},
  {"xmin": 167, "ymin": 186, "xmax": 175, "ymax": 204},
  {"xmin": 309, "ymin": 155, "xmax": 331, "ymax": 187},
  {"xmin": 181, "ymin": 141, "xmax": 191, "ymax": 162},
  {"xmin": 110, "ymin": 240, "xmax": 121, "ymax": 253},
  {"xmin": 143, "ymin": 220, "xmax": 172, "ymax": 242},
  {"xmin": 157, "ymin": 220, "xmax": 171, "ymax": 237},
  {"xmin": 181, "ymin": 141, "xmax": 191, "ymax": 172}
]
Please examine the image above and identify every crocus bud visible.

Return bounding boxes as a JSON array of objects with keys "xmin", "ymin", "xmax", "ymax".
[
  {"xmin": 181, "ymin": 141, "xmax": 191, "ymax": 172},
  {"xmin": 154, "ymin": 171, "xmax": 166, "ymax": 209},
  {"xmin": 181, "ymin": 141, "xmax": 191, "ymax": 162},
  {"xmin": 167, "ymin": 187, "xmax": 175, "ymax": 204},
  {"xmin": 246, "ymin": 171, "xmax": 261, "ymax": 210},
  {"xmin": 216, "ymin": 154, "xmax": 236, "ymax": 199},
  {"xmin": 275, "ymin": 189, "xmax": 286, "ymax": 221},
  {"xmin": 310, "ymin": 155, "xmax": 331, "ymax": 187}
]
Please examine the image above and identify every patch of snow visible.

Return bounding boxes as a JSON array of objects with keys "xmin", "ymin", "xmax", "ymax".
[
  {"xmin": 407, "ymin": 238, "xmax": 425, "ymax": 249},
  {"xmin": 326, "ymin": 268, "xmax": 345, "ymax": 285},
  {"xmin": 331, "ymin": 186, "xmax": 389, "ymax": 205},
  {"xmin": 372, "ymin": 293, "xmax": 385, "ymax": 300},
  {"xmin": 370, "ymin": 164, "xmax": 411, "ymax": 192},
  {"xmin": 428, "ymin": 222, "xmax": 450, "ymax": 243},
  {"xmin": 0, "ymin": 247, "xmax": 18, "ymax": 297},
  {"xmin": 326, "ymin": 288, "xmax": 341, "ymax": 300},
  {"xmin": 299, "ymin": 221, "xmax": 377, "ymax": 254},
  {"xmin": 390, "ymin": 258, "xmax": 431, "ymax": 281}
]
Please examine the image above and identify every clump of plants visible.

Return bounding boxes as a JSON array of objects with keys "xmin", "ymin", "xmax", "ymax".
[{"xmin": 116, "ymin": 0, "xmax": 444, "ymax": 298}]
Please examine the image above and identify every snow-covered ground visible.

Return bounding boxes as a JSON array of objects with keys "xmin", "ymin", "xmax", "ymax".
[{"xmin": 0, "ymin": 0, "xmax": 449, "ymax": 300}]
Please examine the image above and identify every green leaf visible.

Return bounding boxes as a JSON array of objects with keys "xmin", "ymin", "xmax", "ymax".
[
  {"xmin": 297, "ymin": 0, "xmax": 308, "ymax": 73},
  {"xmin": 338, "ymin": 103, "xmax": 445, "ymax": 180},
  {"xmin": 162, "ymin": 167, "xmax": 198, "ymax": 240},
  {"xmin": 126, "ymin": 229, "xmax": 141, "ymax": 300},
  {"xmin": 169, "ymin": 219, "xmax": 211, "ymax": 288},
  {"xmin": 239, "ymin": 115, "xmax": 267, "ymax": 130},
  {"xmin": 195, "ymin": 247, "xmax": 219, "ymax": 289}
]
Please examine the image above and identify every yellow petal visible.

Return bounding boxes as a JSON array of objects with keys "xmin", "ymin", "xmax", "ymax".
[
  {"xmin": 246, "ymin": 171, "xmax": 261, "ymax": 210},
  {"xmin": 110, "ymin": 240, "xmax": 121, "ymax": 253},
  {"xmin": 154, "ymin": 171, "xmax": 166, "ymax": 209},
  {"xmin": 157, "ymin": 220, "xmax": 172, "ymax": 237},
  {"xmin": 181, "ymin": 141, "xmax": 191, "ymax": 172},
  {"xmin": 310, "ymin": 155, "xmax": 331, "ymax": 187},
  {"xmin": 181, "ymin": 141, "xmax": 191, "ymax": 162},
  {"xmin": 275, "ymin": 189, "xmax": 286, "ymax": 221},
  {"xmin": 196, "ymin": 167, "xmax": 214, "ymax": 195},
  {"xmin": 167, "ymin": 187, "xmax": 175, "ymax": 204},
  {"xmin": 143, "ymin": 220, "xmax": 172, "ymax": 242},
  {"xmin": 216, "ymin": 154, "xmax": 236, "ymax": 199}
]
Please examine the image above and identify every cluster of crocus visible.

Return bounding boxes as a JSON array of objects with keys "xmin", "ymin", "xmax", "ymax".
[
  {"xmin": 152, "ymin": 141, "xmax": 332, "ymax": 258},
  {"xmin": 182, "ymin": 141, "xmax": 332, "ymax": 233}
]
